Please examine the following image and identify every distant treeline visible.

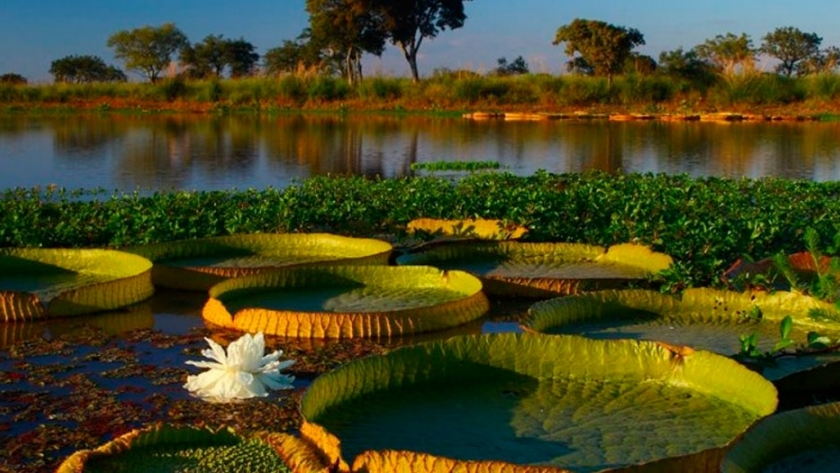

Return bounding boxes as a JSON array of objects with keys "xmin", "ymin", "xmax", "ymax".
[{"xmin": 2, "ymin": 2, "xmax": 840, "ymax": 111}]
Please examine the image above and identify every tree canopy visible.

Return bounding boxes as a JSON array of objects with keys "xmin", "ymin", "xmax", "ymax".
[
  {"xmin": 694, "ymin": 32, "xmax": 755, "ymax": 76},
  {"xmin": 760, "ymin": 26, "xmax": 822, "ymax": 76},
  {"xmin": 0, "ymin": 73, "xmax": 27, "ymax": 85},
  {"xmin": 306, "ymin": 0, "xmax": 386, "ymax": 84},
  {"xmin": 264, "ymin": 28, "xmax": 339, "ymax": 76},
  {"xmin": 495, "ymin": 56, "xmax": 529, "ymax": 76},
  {"xmin": 658, "ymin": 47, "xmax": 716, "ymax": 87},
  {"xmin": 49, "ymin": 55, "xmax": 126, "ymax": 83},
  {"xmin": 374, "ymin": 0, "xmax": 470, "ymax": 82},
  {"xmin": 180, "ymin": 35, "xmax": 259, "ymax": 79},
  {"xmin": 552, "ymin": 19, "xmax": 645, "ymax": 87},
  {"xmin": 107, "ymin": 23, "xmax": 189, "ymax": 83}
]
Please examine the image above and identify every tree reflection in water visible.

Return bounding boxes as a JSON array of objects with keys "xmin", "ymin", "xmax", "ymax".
[{"xmin": 4, "ymin": 114, "xmax": 840, "ymax": 191}]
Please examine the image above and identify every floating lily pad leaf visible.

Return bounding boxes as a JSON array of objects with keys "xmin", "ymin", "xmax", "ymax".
[
  {"xmin": 525, "ymin": 288, "xmax": 840, "ymax": 383},
  {"xmin": 300, "ymin": 333, "xmax": 777, "ymax": 472},
  {"xmin": 203, "ymin": 265, "xmax": 489, "ymax": 338},
  {"xmin": 407, "ymin": 218, "xmax": 529, "ymax": 240},
  {"xmin": 396, "ymin": 241, "xmax": 672, "ymax": 298},
  {"xmin": 0, "ymin": 248, "xmax": 154, "ymax": 322},
  {"xmin": 57, "ymin": 423, "xmax": 291, "ymax": 473},
  {"xmin": 722, "ymin": 401, "xmax": 840, "ymax": 473},
  {"xmin": 127, "ymin": 233, "xmax": 392, "ymax": 291},
  {"xmin": 0, "ymin": 301, "xmax": 153, "ymax": 348}
]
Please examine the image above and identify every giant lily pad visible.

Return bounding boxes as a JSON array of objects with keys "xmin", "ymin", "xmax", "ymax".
[
  {"xmin": 127, "ymin": 233, "xmax": 392, "ymax": 291},
  {"xmin": 202, "ymin": 265, "xmax": 489, "ymax": 338},
  {"xmin": 0, "ymin": 248, "xmax": 154, "ymax": 323},
  {"xmin": 396, "ymin": 241, "xmax": 672, "ymax": 297},
  {"xmin": 57, "ymin": 423, "xmax": 291, "ymax": 472},
  {"xmin": 525, "ymin": 288, "xmax": 840, "ymax": 384},
  {"xmin": 300, "ymin": 333, "xmax": 777, "ymax": 472},
  {"xmin": 722, "ymin": 401, "xmax": 840, "ymax": 473},
  {"xmin": 407, "ymin": 218, "xmax": 528, "ymax": 240}
]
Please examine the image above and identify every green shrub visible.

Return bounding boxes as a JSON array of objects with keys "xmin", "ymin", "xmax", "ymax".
[
  {"xmin": 359, "ymin": 77, "xmax": 404, "ymax": 100},
  {"xmin": 307, "ymin": 76, "xmax": 349, "ymax": 101}
]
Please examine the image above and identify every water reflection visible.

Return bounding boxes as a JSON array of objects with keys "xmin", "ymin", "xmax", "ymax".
[{"xmin": 2, "ymin": 114, "xmax": 840, "ymax": 191}]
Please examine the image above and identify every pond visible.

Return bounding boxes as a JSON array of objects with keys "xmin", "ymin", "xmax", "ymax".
[
  {"xmin": 3, "ymin": 113, "xmax": 840, "ymax": 193},
  {"xmin": 3, "ymin": 113, "xmax": 840, "ymax": 471}
]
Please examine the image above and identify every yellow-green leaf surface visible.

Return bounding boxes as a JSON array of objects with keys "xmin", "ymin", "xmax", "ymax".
[
  {"xmin": 396, "ymin": 241, "xmax": 672, "ymax": 297},
  {"xmin": 0, "ymin": 248, "xmax": 154, "ymax": 322},
  {"xmin": 127, "ymin": 233, "xmax": 392, "ymax": 291},
  {"xmin": 203, "ymin": 265, "xmax": 489, "ymax": 338},
  {"xmin": 301, "ymin": 333, "xmax": 777, "ymax": 472},
  {"xmin": 525, "ymin": 288, "xmax": 840, "ymax": 382},
  {"xmin": 57, "ymin": 424, "xmax": 291, "ymax": 473},
  {"xmin": 407, "ymin": 218, "xmax": 529, "ymax": 240},
  {"xmin": 722, "ymin": 401, "xmax": 840, "ymax": 473}
]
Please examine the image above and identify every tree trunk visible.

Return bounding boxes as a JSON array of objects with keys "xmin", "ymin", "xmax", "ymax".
[
  {"xmin": 345, "ymin": 49, "xmax": 354, "ymax": 85},
  {"xmin": 399, "ymin": 42, "xmax": 421, "ymax": 82}
]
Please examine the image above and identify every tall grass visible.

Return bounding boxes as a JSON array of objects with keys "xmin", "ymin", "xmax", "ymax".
[{"xmin": 5, "ymin": 71, "xmax": 840, "ymax": 112}]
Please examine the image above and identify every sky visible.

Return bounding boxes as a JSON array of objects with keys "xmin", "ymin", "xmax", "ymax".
[{"xmin": 3, "ymin": 0, "xmax": 840, "ymax": 83}]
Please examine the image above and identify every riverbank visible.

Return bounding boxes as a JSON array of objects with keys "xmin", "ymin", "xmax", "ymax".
[{"xmin": 4, "ymin": 73, "xmax": 840, "ymax": 120}]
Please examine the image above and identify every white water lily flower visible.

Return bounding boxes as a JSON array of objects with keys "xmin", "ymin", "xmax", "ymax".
[{"xmin": 184, "ymin": 332, "xmax": 295, "ymax": 401}]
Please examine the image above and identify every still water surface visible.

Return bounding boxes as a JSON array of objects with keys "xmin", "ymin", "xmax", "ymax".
[{"xmin": 2, "ymin": 113, "xmax": 840, "ymax": 192}]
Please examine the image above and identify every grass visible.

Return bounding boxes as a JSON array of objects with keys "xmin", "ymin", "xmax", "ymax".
[{"xmin": 5, "ymin": 71, "xmax": 840, "ymax": 116}]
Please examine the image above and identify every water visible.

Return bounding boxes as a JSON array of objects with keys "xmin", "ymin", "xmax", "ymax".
[{"xmin": 3, "ymin": 113, "xmax": 840, "ymax": 192}]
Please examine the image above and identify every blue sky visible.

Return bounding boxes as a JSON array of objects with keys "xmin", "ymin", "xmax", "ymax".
[{"xmin": 3, "ymin": 0, "xmax": 840, "ymax": 82}]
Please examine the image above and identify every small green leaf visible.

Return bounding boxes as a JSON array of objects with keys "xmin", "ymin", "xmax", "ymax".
[
  {"xmin": 807, "ymin": 331, "xmax": 832, "ymax": 349},
  {"xmin": 771, "ymin": 339, "xmax": 794, "ymax": 353},
  {"xmin": 779, "ymin": 315, "xmax": 793, "ymax": 341}
]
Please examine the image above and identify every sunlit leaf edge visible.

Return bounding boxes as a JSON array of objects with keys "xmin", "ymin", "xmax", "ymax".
[
  {"xmin": 407, "ymin": 218, "xmax": 529, "ymax": 240},
  {"xmin": 300, "ymin": 333, "xmax": 778, "ymax": 471},
  {"xmin": 56, "ymin": 423, "xmax": 291, "ymax": 473},
  {"xmin": 203, "ymin": 265, "xmax": 489, "ymax": 338},
  {"xmin": 396, "ymin": 241, "xmax": 671, "ymax": 297},
  {"xmin": 0, "ymin": 248, "xmax": 154, "ymax": 322},
  {"xmin": 126, "ymin": 233, "xmax": 393, "ymax": 291},
  {"xmin": 721, "ymin": 401, "xmax": 840, "ymax": 473},
  {"xmin": 525, "ymin": 288, "xmax": 840, "ymax": 337}
]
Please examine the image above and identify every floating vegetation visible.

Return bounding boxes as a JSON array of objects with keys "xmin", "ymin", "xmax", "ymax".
[
  {"xmin": 203, "ymin": 265, "xmax": 489, "ymax": 338},
  {"xmin": 0, "ymin": 248, "xmax": 154, "ymax": 322}
]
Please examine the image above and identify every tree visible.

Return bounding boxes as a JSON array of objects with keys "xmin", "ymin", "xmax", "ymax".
[
  {"xmin": 495, "ymin": 56, "xmax": 529, "ymax": 76},
  {"xmin": 799, "ymin": 46, "xmax": 840, "ymax": 75},
  {"xmin": 552, "ymin": 19, "xmax": 645, "ymax": 87},
  {"xmin": 307, "ymin": 0, "xmax": 386, "ymax": 84},
  {"xmin": 0, "ymin": 73, "xmax": 28, "ymax": 85},
  {"xmin": 658, "ymin": 47, "xmax": 716, "ymax": 86},
  {"xmin": 694, "ymin": 33, "xmax": 755, "ymax": 76},
  {"xmin": 225, "ymin": 38, "xmax": 259, "ymax": 78},
  {"xmin": 179, "ymin": 35, "xmax": 258, "ymax": 79},
  {"xmin": 180, "ymin": 34, "xmax": 229, "ymax": 78},
  {"xmin": 49, "ymin": 55, "xmax": 126, "ymax": 83},
  {"xmin": 760, "ymin": 27, "xmax": 822, "ymax": 76},
  {"xmin": 107, "ymin": 23, "xmax": 189, "ymax": 83},
  {"xmin": 373, "ymin": 0, "xmax": 471, "ymax": 82},
  {"xmin": 625, "ymin": 53, "xmax": 656, "ymax": 75},
  {"xmin": 264, "ymin": 29, "xmax": 339, "ymax": 76}
]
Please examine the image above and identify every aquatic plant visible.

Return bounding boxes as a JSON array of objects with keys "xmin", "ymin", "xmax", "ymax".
[{"xmin": 184, "ymin": 332, "xmax": 295, "ymax": 402}]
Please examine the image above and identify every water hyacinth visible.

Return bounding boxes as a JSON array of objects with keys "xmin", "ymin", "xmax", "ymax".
[{"xmin": 184, "ymin": 332, "xmax": 295, "ymax": 402}]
